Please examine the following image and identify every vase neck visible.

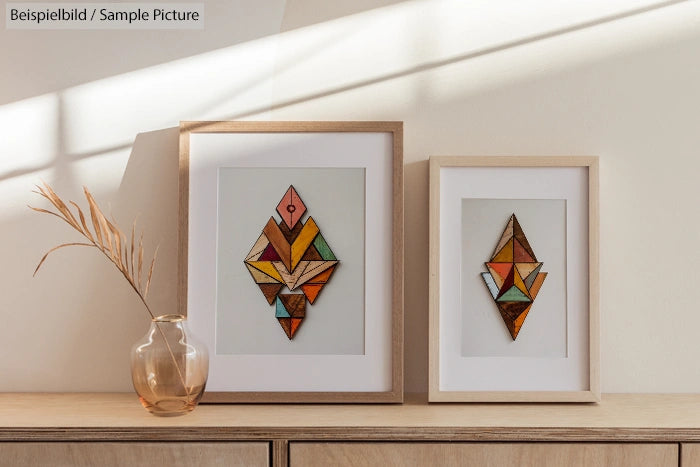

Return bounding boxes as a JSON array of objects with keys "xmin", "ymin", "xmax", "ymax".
[{"xmin": 153, "ymin": 314, "xmax": 185, "ymax": 323}]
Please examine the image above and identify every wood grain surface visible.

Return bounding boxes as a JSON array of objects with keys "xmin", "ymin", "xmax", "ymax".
[
  {"xmin": 2, "ymin": 393, "xmax": 700, "ymax": 442},
  {"xmin": 0, "ymin": 442, "xmax": 269, "ymax": 467},
  {"xmin": 290, "ymin": 442, "xmax": 677, "ymax": 467}
]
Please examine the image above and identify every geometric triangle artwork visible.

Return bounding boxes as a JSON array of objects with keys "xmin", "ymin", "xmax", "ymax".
[
  {"xmin": 244, "ymin": 185, "xmax": 339, "ymax": 340},
  {"xmin": 481, "ymin": 213, "xmax": 547, "ymax": 340}
]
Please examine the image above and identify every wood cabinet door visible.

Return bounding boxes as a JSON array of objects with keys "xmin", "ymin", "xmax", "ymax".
[
  {"xmin": 682, "ymin": 444, "xmax": 700, "ymax": 466},
  {"xmin": 0, "ymin": 442, "xmax": 269, "ymax": 467},
  {"xmin": 291, "ymin": 442, "xmax": 677, "ymax": 467}
]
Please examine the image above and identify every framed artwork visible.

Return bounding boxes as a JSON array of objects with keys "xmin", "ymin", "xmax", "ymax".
[
  {"xmin": 179, "ymin": 121, "xmax": 403, "ymax": 403},
  {"xmin": 428, "ymin": 156, "xmax": 599, "ymax": 402}
]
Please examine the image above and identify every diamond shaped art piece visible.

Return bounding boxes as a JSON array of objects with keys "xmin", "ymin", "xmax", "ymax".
[
  {"xmin": 244, "ymin": 186, "xmax": 338, "ymax": 339},
  {"xmin": 481, "ymin": 214, "xmax": 547, "ymax": 340}
]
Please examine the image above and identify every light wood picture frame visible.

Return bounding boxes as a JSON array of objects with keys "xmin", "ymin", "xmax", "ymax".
[
  {"xmin": 179, "ymin": 121, "xmax": 403, "ymax": 403},
  {"xmin": 429, "ymin": 156, "xmax": 599, "ymax": 402}
]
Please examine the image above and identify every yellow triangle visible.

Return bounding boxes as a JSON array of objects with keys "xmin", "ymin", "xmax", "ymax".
[
  {"xmin": 245, "ymin": 263, "xmax": 281, "ymax": 284},
  {"xmin": 248, "ymin": 261, "xmax": 284, "ymax": 283},
  {"xmin": 492, "ymin": 238, "xmax": 514, "ymax": 262},
  {"xmin": 513, "ymin": 265, "xmax": 531, "ymax": 299},
  {"xmin": 492, "ymin": 215, "xmax": 514, "ymax": 258},
  {"xmin": 290, "ymin": 217, "xmax": 319, "ymax": 272}
]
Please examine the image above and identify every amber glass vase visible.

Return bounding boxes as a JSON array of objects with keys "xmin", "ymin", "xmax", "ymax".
[{"xmin": 130, "ymin": 315, "xmax": 208, "ymax": 416}]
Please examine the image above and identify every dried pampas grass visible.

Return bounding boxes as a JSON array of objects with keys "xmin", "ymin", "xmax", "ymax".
[{"xmin": 29, "ymin": 182, "xmax": 158, "ymax": 319}]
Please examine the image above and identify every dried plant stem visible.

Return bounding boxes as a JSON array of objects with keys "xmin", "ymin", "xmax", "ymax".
[
  {"xmin": 29, "ymin": 183, "xmax": 192, "ymax": 402},
  {"xmin": 93, "ymin": 241, "xmax": 155, "ymax": 320}
]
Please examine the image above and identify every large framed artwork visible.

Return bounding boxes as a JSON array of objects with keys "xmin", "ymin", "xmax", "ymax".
[
  {"xmin": 179, "ymin": 121, "xmax": 403, "ymax": 403},
  {"xmin": 428, "ymin": 156, "xmax": 599, "ymax": 402}
]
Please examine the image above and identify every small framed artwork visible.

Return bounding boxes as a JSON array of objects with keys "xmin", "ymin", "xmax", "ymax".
[
  {"xmin": 428, "ymin": 156, "xmax": 599, "ymax": 402},
  {"xmin": 179, "ymin": 121, "xmax": 403, "ymax": 403}
]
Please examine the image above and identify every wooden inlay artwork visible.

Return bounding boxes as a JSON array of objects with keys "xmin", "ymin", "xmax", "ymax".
[
  {"xmin": 481, "ymin": 214, "xmax": 547, "ymax": 340},
  {"xmin": 244, "ymin": 186, "xmax": 338, "ymax": 339}
]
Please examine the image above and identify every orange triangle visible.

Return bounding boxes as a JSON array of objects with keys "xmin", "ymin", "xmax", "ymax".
[
  {"xmin": 491, "ymin": 238, "xmax": 514, "ymax": 262},
  {"xmin": 301, "ymin": 283, "xmax": 324, "ymax": 304},
  {"xmin": 486, "ymin": 265, "xmax": 506, "ymax": 289},
  {"xmin": 512, "ymin": 304, "xmax": 533, "ymax": 338},
  {"xmin": 486, "ymin": 262, "xmax": 512, "ymax": 281},
  {"xmin": 529, "ymin": 272, "xmax": 547, "ymax": 299},
  {"xmin": 290, "ymin": 318, "xmax": 303, "ymax": 337},
  {"xmin": 307, "ymin": 264, "xmax": 336, "ymax": 284}
]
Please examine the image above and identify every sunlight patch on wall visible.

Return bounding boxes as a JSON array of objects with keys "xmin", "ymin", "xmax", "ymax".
[
  {"xmin": 1, "ymin": 0, "xmax": 698, "ymax": 184},
  {"xmin": 0, "ymin": 94, "xmax": 58, "ymax": 174},
  {"xmin": 269, "ymin": 0, "xmax": 699, "ymax": 112},
  {"xmin": 60, "ymin": 36, "xmax": 279, "ymax": 156}
]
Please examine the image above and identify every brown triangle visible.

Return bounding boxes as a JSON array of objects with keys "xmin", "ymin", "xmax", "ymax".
[
  {"xmin": 513, "ymin": 238, "xmax": 536, "ymax": 263},
  {"xmin": 263, "ymin": 217, "xmax": 292, "ymax": 272},
  {"xmin": 497, "ymin": 301, "xmax": 531, "ymax": 321},
  {"xmin": 258, "ymin": 283, "xmax": 283, "ymax": 305},
  {"xmin": 496, "ymin": 307, "xmax": 518, "ymax": 340},
  {"xmin": 496, "ymin": 301, "xmax": 531, "ymax": 340},
  {"xmin": 277, "ymin": 318, "xmax": 293, "ymax": 339},
  {"xmin": 512, "ymin": 215, "xmax": 537, "ymax": 261},
  {"xmin": 301, "ymin": 244, "xmax": 323, "ymax": 261},
  {"xmin": 278, "ymin": 220, "xmax": 304, "ymax": 244},
  {"xmin": 279, "ymin": 293, "xmax": 306, "ymax": 318}
]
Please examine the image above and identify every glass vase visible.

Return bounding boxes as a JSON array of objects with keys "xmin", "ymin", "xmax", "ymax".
[{"xmin": 130, "ymin": 314, "xmax": 208, "ymax": 416}]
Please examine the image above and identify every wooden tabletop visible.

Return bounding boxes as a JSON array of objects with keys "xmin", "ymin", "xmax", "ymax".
[{"xmin": 2, "ymin": 393, "xmax": 700, "ymax": 442}]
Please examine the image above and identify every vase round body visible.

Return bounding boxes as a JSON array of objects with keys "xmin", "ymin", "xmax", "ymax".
[{"xmin": 130, "ymin": 314, "xmax": 208, "ymax": 416}]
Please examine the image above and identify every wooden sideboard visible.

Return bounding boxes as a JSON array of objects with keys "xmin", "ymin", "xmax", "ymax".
[{"xmin": 2, "ymin": 393, "xmax": 700, "ymax": 466}]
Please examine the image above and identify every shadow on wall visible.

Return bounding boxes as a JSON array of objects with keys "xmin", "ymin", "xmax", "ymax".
[
  {"xmin": 280, "ymin": 0, "xmax": 409, "ymax": 31},
  {"xmin": 0, "ymin": 128, "xmax": 179, "ymax": 391},
  {"xmin": 117, "ymin": 128, "xmax": 182, "ymax": 322}
]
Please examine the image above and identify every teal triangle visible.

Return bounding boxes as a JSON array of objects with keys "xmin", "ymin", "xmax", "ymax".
[
  {"xmin": 524, "ymin": 263, "xmax": 543, "ymax": 290},
  {"xmin": 496, "ymin": 285, "xmax": 532, "ymax": 302},
  {"xmin": 275, "ymin": 297, "xmax": 290, "ymax": 317},
  {"xmin": 481, "ymin": 272, "xmax": 499, "ymax": 300},
  {"xmin": 313, "ymin": 234, "xmax": 336, "ymax": 260}
]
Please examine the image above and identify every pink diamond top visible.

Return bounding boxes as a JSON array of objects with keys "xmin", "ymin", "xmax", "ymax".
[{"xmin": 276, "ymin": 185, "xmax": 307, "ymax": 229}]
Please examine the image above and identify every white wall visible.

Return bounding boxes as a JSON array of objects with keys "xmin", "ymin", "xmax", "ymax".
[{"xmin": 2, "ymin": 0, "xmax": 700, "ymax": 393}]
